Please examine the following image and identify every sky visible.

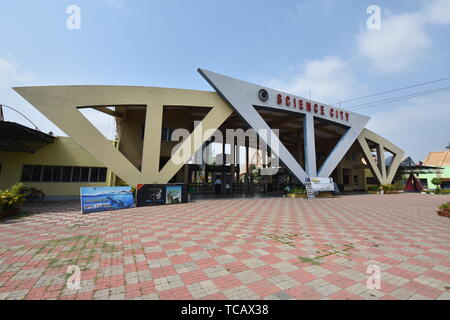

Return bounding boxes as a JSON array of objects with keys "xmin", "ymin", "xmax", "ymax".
[{"xmin": 0, "ymin": 0, "xmax": 449, "ymax": 162}]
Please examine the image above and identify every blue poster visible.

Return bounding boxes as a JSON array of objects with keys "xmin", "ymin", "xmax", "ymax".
[{"xmin": 80, "ymin": 186, "xmax": 135, "ymax": 214}]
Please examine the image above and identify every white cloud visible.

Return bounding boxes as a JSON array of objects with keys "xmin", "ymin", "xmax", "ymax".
[
  {"xmin": 265, "ymin": 56, "xmax": 362, "ymax": 103},
  {"xmin": 357, "ymin": 12, "xmax": 431, "ymax": 73},
  {"xmin": 424, "ymin": 0, "xmax": 450, "ymax": 24},
  {"xmin": 0, "ymin": 53, "xmax": 33, "ymax": 87},
  {"xmin": 366, "ymin": 92, "xmax": 450, "ymax": 162},
  {"xmin": 357, "ymin": 0, "xmax": 450, "ymax": 73}
]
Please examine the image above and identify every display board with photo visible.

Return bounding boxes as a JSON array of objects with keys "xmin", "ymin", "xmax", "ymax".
[
  {"xmin": 136, "ymin": 184, "xmax": 188, "ymax": 207},
  {"xmin": 80, "ymin": 186, "xmax": 135, "ymax": 214}
]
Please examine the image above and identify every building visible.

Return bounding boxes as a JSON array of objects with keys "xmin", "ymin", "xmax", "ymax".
[
  {"xmin": 1, "ymin": 69, "xmax": 406, "ymax": 200},
  {"xmin": 417, "ymin": 151, "xmax": 450, "ymax": 189}
]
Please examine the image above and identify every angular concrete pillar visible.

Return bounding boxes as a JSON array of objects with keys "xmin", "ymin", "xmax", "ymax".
[{"xmin": 304, "ymin": 114, "xmax": 317, "ymax": 177}]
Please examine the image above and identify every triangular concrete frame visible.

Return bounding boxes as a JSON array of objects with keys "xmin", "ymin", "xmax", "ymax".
[
  {"xmin": 357, "ymin": 129, "xmax": 405, "ymax": 185},
  {"xmin": 14, "ymin": 85, "xmax": 233, "ymax": 186},
  {"xmin": 199, "ymin": 69, "xmax": 370, "ymax": 184}
]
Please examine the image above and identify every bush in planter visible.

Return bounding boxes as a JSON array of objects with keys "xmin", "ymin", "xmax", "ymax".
[
  {"xmin": 393, "ymin": 181, "xmax": 404, "ymax": 191},
  {"xmin": 381, "ymin": 184, "xmax": 398, "ymax": 194},
  {"xmin": 291, "ymin": 188, "xmax": 306, "ymax": 194},
  {"xmin": 0, "ymin": 183, "xmax": 26, "ymax": 216},
  {"xmin": 437, "ymin": 202, "xmax": 450, "ymax": 218},
  {"xmin": 431, "ymin": 178, "xmax": 443, "ymax": 189},
  {"xmin": 367, "ymin": 185, "xmax": 380, "ymax": 193},
  {"xmin": 287, "ymin": 188, "xmax": 306, "ymax": 198}
]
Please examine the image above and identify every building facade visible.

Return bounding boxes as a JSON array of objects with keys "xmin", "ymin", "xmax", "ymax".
[
  {"xmin": 417, "ymin": 151, "xmax": 450, "ymax": 189},
  {"xmin": 1, "ymin": 69, "xmax": 406, "ymax": 199}
]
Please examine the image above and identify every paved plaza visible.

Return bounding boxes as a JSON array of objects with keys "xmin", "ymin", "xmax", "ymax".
[{"xmin": 0, "ymin": 194, "xmax": 449, "ymax": 300}]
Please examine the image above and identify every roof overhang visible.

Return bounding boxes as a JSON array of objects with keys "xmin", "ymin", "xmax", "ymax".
[
  {"xmin": 398, "ymin": 165, "xmax": 444, "ymax": 174},
  {"xmin": 0, "ymin": 121, "xmax": 55, "ymax": 153}
]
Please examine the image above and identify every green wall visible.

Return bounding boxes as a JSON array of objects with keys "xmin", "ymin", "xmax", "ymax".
[{"xmin": 414, "ymin": 166, "xmax": 450, "ymax": 190}]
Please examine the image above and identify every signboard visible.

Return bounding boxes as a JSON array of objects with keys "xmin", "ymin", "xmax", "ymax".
[
  {"xmin": 308, "ymin": 177, "xmax": 335, "ymax": 192},
  {"xmin": 136, "ymin": 184, "xmax": 188, "ymax": 207},
  {"xmin": 304, "ymin": 178, "xmax": 315, "ymax": 200},
  {"xmin": 166, "ymin": 185, "xmax": 182, "ymax": 204},
  {"xmin": 136, "ymin": 184, "xmax": 166, "ymax": 206},
  {"xmin": 80, "ymin": 186, "xmax": 135, "ymax": 214}
]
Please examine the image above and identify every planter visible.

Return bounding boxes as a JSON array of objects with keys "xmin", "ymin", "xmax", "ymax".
[
  {"xmin": 437, "ymin": 210, "xmax": 450, "ymax": 218},
  {"xmin": 385, "ymin": 191, "xmax": 400, "ymax": 194},
  {"xmin": 367, "ymin": 191, "xmax": 379, "ymax": 194},
  {"xmin": 287, "ymin": 193, "xmax": 307, "ymax": 198},
  {"xmin": 317, "ymin": 192, "xmax": 333, "ymax": 198},
  {"xmin": 0, "ymin": 207, "xmax": 20, "ymax": 219}
]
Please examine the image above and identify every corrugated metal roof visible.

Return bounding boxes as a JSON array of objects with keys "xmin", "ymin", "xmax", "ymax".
[
  {"xmin": 0, "ymin": 121, "xmax": 55, "ymax": 153},
  {"xmin": 423, "ymin": 151, "xmax": 450, "ymax": 167}
]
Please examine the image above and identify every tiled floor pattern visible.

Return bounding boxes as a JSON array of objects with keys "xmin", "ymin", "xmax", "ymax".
[{"xmin": 0, "ymin": 194, "xmax": 449, "ymax": 300}]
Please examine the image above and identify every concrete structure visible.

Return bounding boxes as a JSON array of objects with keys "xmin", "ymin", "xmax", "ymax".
[{"xmin": 3, "ymin": 69, "xmax": 406, "ymax": 199}]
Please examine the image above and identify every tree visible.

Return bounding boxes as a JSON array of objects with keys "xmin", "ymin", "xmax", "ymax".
[
  {"xmin": 446, "ymin": 142, "xmax": 450, "ymax": 150},
  {"xmin": 431, "ymin": 178, "xmax": 443, "ymax": 188}
]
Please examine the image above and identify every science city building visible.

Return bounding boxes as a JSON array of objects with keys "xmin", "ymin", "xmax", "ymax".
[{"xmin": 0, "ymin": 69, "xmax": 405, "ymax": 200}]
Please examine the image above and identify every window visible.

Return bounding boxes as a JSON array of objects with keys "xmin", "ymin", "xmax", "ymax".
[
  {"xmin": 21, "ymin": 165, "xmax": 107, "ymax": 183},
  {"xmin": 353, "ymin": 175, "xmax": 359, "ymax": 185},
  {"xmin": 162, "ymin": 127, "xmax": 175, "ymax": 141},
  {"xmin": 31, "ymin": 166, "xmax": 42, "ymax": 182},
  {"xmin": 80, "ymin": 167, "xmax": 90, "ymax": 182},
  {"xmin": 72, "ymin": 167, "xmax": 81, "ymax": 182},
  {"xmin": 52, "ymin": 166, "xmax": 62, "ymax": 182},
  {"xmin": 21, "ymin": 165, "xmax": 33, "ymax": 182},
  {"xmin": 90, "ymin": 167, "xmax": 99, "ymax": 182},
  {"xmin": 62, "ymin": 167, "xmax": 72, "ymax": 182},
  {"xmin": 343, "ymin": 175, "xmax": 350, "ymax": 185},
  {"xmin": 42, "ymin": 166, "xmax": 53, "ymax": 182},
  {"xmin": 98, "ymin": 168, "xmax": 107, "ymax": 182},
  {"xmin": 420, "ymin": 179, "xmax": 428, "ymax": 189},
  {"xmin": 21, "ymin": 165, "xmax": 44, "ymax": 182},
  {"xmin": 366, "ymin": 177, "xmax": 378, "ymax": 185}
]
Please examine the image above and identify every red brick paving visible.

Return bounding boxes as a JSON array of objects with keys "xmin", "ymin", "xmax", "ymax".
[{"xmin": 0, "ymin": 194, "xmax": 449, "ymax": 300}]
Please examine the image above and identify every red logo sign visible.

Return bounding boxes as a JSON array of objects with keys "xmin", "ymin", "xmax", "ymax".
[{"xmin": 276, "ymin": 93, "xmax": 349, "ymax": 121}]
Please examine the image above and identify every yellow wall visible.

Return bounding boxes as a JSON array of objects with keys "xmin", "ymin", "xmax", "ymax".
[{"xmin": 0, "ymin": 137, "xmax": 112, "ymax": 199}]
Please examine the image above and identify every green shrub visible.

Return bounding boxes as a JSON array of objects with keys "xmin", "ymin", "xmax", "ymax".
[
  {"xmin": 435, "ymin": 187, "xmax": 442, "ymax": 194},
  {"xmin": 0, "ymin": 183, "xmax": 26, "ymax": 213},
  {"xmin": 381, "ymin": 184, "xmax": 395, "ymax": 192},
  {"xmin": 439, "ymin": 202, "xmax": 449, "ymax": 210},
  {"xmin": 367, "ymin": 186, "xmax": 380, "ymax": 192},
  {"xmin": 393, "ymin": 181, "xmax": 404, "ymax": 190},
  {"xmin": 437, "ymin": 202, "xmax": 450, "ymax": 217},
  {"xmin": 288, "ymin": 188, "xmax": 306, "ymax": 195},
  {"xmin": 431, "ymin": 178, "xmax": 443, "ymax": 188}
]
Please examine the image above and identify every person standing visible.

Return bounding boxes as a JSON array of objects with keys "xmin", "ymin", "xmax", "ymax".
[{"xmin": 214, "ymin": 176, "xmax": 222, "ymax": 196}]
